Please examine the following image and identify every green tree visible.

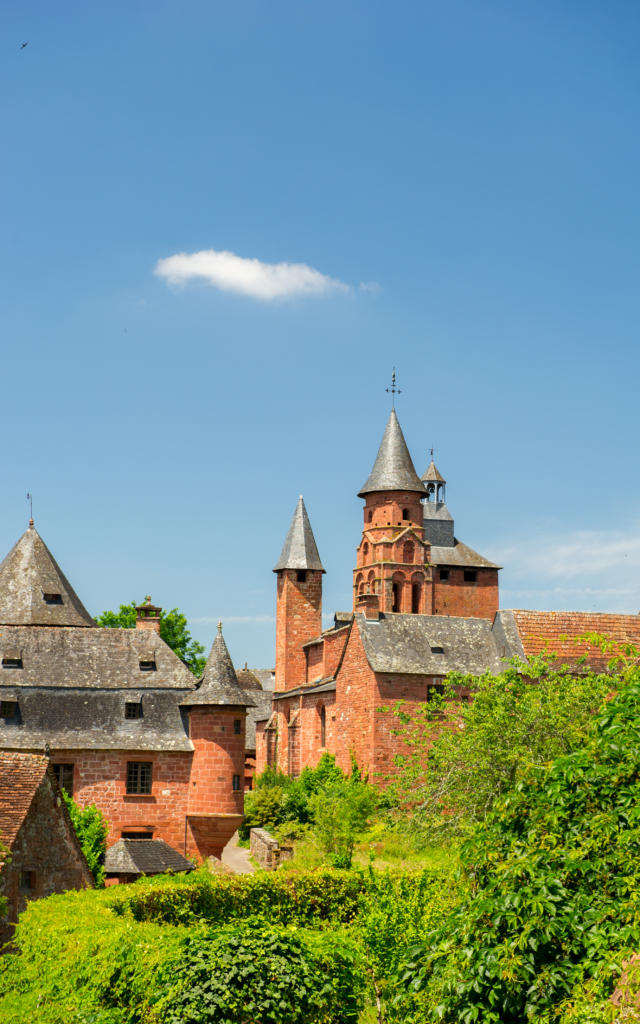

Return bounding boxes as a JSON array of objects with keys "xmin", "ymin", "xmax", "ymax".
[
  {"xmin": 62, "ymin": 790, "xmax": 108, "ymax": 887},
  {"xmin": 310, "ymin": 779, "xmax": 377, "ymax": 868},
  {"xmin": 95, "ymin": 600, "xmax": 206, "ymax": 676},
  {"xmin": 386, "ymin": 654, "xmax": 617, "ymax": 844}
]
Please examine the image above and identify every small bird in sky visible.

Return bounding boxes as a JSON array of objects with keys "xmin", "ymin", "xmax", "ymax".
[{"xmin": 20, "ymin": 41, "xmax": 29, "ymax": 49}]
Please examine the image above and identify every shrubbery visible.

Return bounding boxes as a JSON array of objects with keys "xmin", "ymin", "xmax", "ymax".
[{"xmin": 62, "ymin": 790, "xmax": 108, "ymax": 886}]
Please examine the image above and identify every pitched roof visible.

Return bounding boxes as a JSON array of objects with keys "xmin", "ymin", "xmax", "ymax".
[
  {"xmin": 430, "ymin": 538, "xmax": 501, "ymax": 569},
  {"xmin": 104, "ymin": 839, "xmax": 195, "ymax": 876},
  {"xmin": 0, "ymin": 526, "xmax": 95, "ymax": 627},
  {"xmin": 507, "ymin": 610, "xmax": 640, "ymax": 668},
  {"xmin": 236, "ymin": 665, "xmax": 263, "ymax": 691},
  {"xmin": 421, "ymin": 459, "xmax": 445, "ymax": 483},
  {"xmin": 182, "ymin": 624, "xmax": 255, "ymax": 707},
  {"xmin": 356, "ymin": 612, "xmax": 503, "ymax": 676},
  {"xmin": 245, "ymin": 691, "xmax": 274, "ymax": 749},
  {"xmin": 0, "ymin": 752, "xmax": 48, "ymax": 847},
  {"xmin": 359, "ymin": 410, "xmax": 425, "ymax": 497},
  {"xmin": 273, "ymin": 497, "xmax": 324, "ymax": 572}
]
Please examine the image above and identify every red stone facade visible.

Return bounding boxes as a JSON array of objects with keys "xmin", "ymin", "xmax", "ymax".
[
  {"xmin": 51, "ymin": 710, "xmax": 246, "ymax": 861},
  {"xmin": 275, "ymin": 570, "xmax": 323, "ymax": 691},
  {"xmin": 431, "ymin": 567, "xmax": 499, "ymax": 619}
]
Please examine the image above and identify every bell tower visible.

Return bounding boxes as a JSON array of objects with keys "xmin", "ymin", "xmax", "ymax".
[{"xmin": 354, "ymin": 408, "xmax": 431, "ymax": 615}]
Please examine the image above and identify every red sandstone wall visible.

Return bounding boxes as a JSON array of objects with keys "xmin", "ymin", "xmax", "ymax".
[
  {"xmin": 321, "ymin": 627, "xmax": 350, "ymax": 679},
  {"xmin": 306, "ymin": 641, "xmax": 324, "ymax": 683},
  {"xmin": 275, "ymin": 570, "xmax": 323, "ymax": 691},
  {"xmin": 53, "ymin": 748, "xmax": 192, "ymax": 852},
  {"xmin": 332, "ymin": 623, "xmax": 377, "ymax": 775},
  {"xmin": 432, "ymin": 568, "xmax": 499, "ymax": 620},
  {"xmin": 188, "ymin": 709, "xmax": 245, "ymax": 816},
  {"xmin": 299, "ymin": 692, "xmax": 336, "ymax": 768}
]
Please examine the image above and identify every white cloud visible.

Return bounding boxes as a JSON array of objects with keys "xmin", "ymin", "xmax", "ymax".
[
  {"xmin": 486, "ymin": 524, "xmax": 640, "ymax": 613},
  {"xmin": 192, "ymin": 615, "xmax": 275, "ymax": 625},
  {"xmin": 154, "ymin": 248, "xmax": 351, "ymax": 301}
]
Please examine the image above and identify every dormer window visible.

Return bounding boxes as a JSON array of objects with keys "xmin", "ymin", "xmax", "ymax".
[
  {"xmin": 139, "ymin": 660, "xmax": 156, "ymax": 672},
  {"xmin": 430, "ymin": 646, "xmax": 444, "ymax": 655},
  {"xmin": 42, "ymin": 592, "xmax": 63, "ymax": 605},
  {"xmin": 2, "ymin": 649, "xmax": 22, "ymax": 669},
  {"xmin": 0, "ymin": 700, "xmax": 17, "ymax": 718},
  {"xmin": 125, "ymin": 701, "xmax": 142, "ymax": 719}
]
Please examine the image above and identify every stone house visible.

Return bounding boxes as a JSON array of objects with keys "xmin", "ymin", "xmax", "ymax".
[
  {"xmin": 0, "ymin": 525, "xmax": 253, "ymax": 860},
  {"xmin": 257, "ymin": 409, "xmax": 640, "ymax": 780},
  {"xmin": 0, "ymin": 752, "xmax": 93, "ymax": 945}
]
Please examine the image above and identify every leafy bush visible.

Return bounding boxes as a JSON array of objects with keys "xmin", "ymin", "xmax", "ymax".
[
  {"xmin": 310, "ymin": 780, "xmax": 377, "ymax": 868},
  {"xmin": 109, "ymin": 866, "xmax": 366, "ymax": 926},
  {"xmin": 385, "ymin": 654, "xmax": 618, "ymax": 844},
  {"xmin": 62, "ymin": 790, "xmax": 108, "ymax": 886},
  {"xmin": 156, "ymin": 926, "xmax": 365, "ymax": 1024},
  {"xmin": 408, "ymin": 670, "xmax": 640, "ymax": 1023}
]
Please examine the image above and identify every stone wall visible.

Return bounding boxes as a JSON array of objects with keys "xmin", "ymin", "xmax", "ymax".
[{"xmin": 249, "ymin": 828, "xmax": 292, "ymax": 870}]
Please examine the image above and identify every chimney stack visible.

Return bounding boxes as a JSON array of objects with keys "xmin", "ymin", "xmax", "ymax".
[
  {"xmin": 356, "ymin": 592, "xmax": 380, "ymax": 620},
  {"xmin": 135, "ymin": 596, "xmax": 162, "ymax": 633}
]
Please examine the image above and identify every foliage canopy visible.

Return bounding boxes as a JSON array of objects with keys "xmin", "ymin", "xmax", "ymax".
[{"xmin": 95, "ymin": 599, "xmax": 206, "ymax": 676}]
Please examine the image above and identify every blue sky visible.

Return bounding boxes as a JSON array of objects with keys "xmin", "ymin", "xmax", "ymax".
[{"xmin": 1, "ymin": 1, "xmax": 639, "ymax": 668}]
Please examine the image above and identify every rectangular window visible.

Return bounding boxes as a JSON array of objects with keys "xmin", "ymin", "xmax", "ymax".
[
  {"xmin": 430, "ymin": 646, "xmax": 444, "ymax": 655},
  {"xmin": 52, "ymin": 763, "xmax": 74, "ymax": 795},
  {"xmin": 125, "ymin": 702, "xmax": 142, "ymax": 719},
  {"xmin": 426, "ymin": 684, "xmax": 445, "ymax": 702},
  {"xmin": 233, "ymin": 719, "xmax": 241, "ymax": 735},
  {"xmin": 139, "ymin": 660, "xmax": 156, "ymax": 672},
  {"xmin": 296, "ymin": 570, "xmax": 307, "ymax": 583},
  {"xmin": 0, "ymin": 700, "xmax": 17, "ymax": 718},
  {"xmin": 438, "ymin": 569, "xmax": 449, "ymax": 581},
  {"xmin": 42, "ymin": 593, "xmax": 63, "ymax": 605},
  {"xmin": 19, "ymin": 870, "xmax": 34, "ymax": 891},
  {"xmin": 463, "ymin": 570, "xmax": 477, "ymax": 583},
  {"xmin": 121, "ymin": 830, "xmax": 153, "ymax": 840},
  {"xmin": 126, "ymin": 762, "xmax": 152, "ymax": 794},
  {"xmin": 232, "ymin": 774, "xmax": 241, "ymax": 791}
]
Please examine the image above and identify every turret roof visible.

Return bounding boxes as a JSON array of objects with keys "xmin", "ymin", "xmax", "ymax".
[
  {"xmin": 273, "ymin": 496, "xmax": 325, "ymax": 572},
  {"xmin": 358, "ymin": 410, "xmax": 425, "ymax": 497},
  {"xmin": 0, "ymin": 525, "xmax": 95, "ymax": 627},
  {"xmin": 181, "ymin": 623, "xmax": 255, "ymax": 707},
  {"xmin": 421, "ymin": 459, "xmax": 445, "ymax": 483}
]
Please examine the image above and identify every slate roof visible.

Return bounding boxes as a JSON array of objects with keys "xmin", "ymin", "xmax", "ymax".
[
  {"xmin": 358, "ymin": 410, "xmax": 426, "ymax": 498},
  {"xmin": 356, "ymin": 612, "xmax": 503, "ymax": 676},
  {"xmin": 273, "ymin": 497, "xmax": 325, "ymax": 572},
  {"xmin": 421, "ymin": 459, "xmax": 445, "ymax": 483},
  {"xmin": 252, "ymin": 669, "xmax": 275, "ymax": 692},
  {"xmin": 506, "ymin": 610, "xmax": 640, "ymax": 668},
  {"xmin": 429, "ymin": 539, "xmax": 501, "ymax": 569},
  {"xmin": 104, "ymin": 839, "xmax": 195, "ymax": 876},
  {"xmin": 236, "ymin": 665, "xmax": 263, "ymax": 691},
  {"xmin": 182, "ymin": 624, "xmax": 254, "ymax": 707},
  {"xmin": 0, "ymin": 687, "xmax": 194, "ymax": 751},
  {"xmin": 244, "ymin": 691, "xmax": 274, "ymax": 748},
  {"xmin": 0, "ymin": 526, "xmax": 95, "ymax": 627},
  {"xmin": 423, "ymin": 503, "xmax": 453, "ymax": 524},
  {"xmin": 0, "ymin": 626, "xmax": 197, "ymax": 689}
]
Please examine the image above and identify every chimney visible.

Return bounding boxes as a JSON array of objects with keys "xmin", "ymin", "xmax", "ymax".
[
  {"xmin": 356, "ymin": 592, "xmax": 380, "ymax": 620},
  {"xmin": 135, "ymin": 596, "xmax": 162, "ymax": 633}
]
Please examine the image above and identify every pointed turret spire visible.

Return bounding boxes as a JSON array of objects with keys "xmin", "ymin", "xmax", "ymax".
[
  {"xmin": 181, "ymin": 622, "xmax": 254, "ymax": 707},
  {"xmin": 273, "ymin": 496, "xmax": 325, "ymax": 573},
  {"xmin": 0, "ymin": 525, "xmax": 95, "ymax": 627},
  {"xmin": 358, "ymin": 410, "xmax": 425, "ymax": 498},
  {"xmin": 422, "ymin": 453, "xmax": 447, "ymax": 504}
]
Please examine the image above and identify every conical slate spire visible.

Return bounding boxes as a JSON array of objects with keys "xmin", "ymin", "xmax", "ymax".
[
  {"xmin": 181, "ymin": 623, "xmax": 254, "ymax": 707},
  {"xmin": 0, "ymin": 524, "xmax": 95, "ymax": 627},
  {"xmin": 358, "ymin": 410, "xmax": 425, "ymax": 498},
  {"xmin": 273, "ymin": 496, "xmax": 325, "ymax": 573}
]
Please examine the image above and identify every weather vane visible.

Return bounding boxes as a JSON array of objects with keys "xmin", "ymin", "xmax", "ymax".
[
  {"xmin": 385, "ymin": 368, "xmax": 402, "ymax": 409},
  {"xmin": 26, "ymin": 492, "xmax": 33, "ymax": 526},
  {"xmin": 430, "ymin": 447, "xmax": 435, "ymax": 459}
]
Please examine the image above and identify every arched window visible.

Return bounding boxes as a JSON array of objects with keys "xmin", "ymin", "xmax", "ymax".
[
  {"xmin": 367, "ymin": 509, "xmax": 373, "ymax": 523},
  {"xmin": 320, "ymin": 706, "xmax": 326, "ymax": 747},
  {"xmin": 403, "ymin": 541, "xmax": 414, "ymax": 563},
  {"xmin": 411, "ymin": 583, "xmax": 421, "ymax": 613},
  {"xmin": 368, "ymin": 570, "xmax": 375, "ymax": 593},
  {"xmin": 402, "ymin": 508, "xmax": 410, "ymax": 520},
  {"xmin": 363, "ymin": 542, "xmax": 369, "ymax": 558},
  {"xmin": 426, "ymin": 484, "xmax": 435, "ymax": 502}
]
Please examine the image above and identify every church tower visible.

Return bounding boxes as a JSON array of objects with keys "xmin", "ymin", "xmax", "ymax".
[
  {"xmin": 273, "ymin": 497, "xmax": 324, "ymax": 691},
  {"xmin": 354, "ymin": 410, "xmax": 431, "ymax": 615}
]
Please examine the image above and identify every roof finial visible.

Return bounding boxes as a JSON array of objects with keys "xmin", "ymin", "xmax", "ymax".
[
  {"xmin": 429, "ymin": 447, "xmax": 435, "ymax": 460},
  {"xmin": 26, "ymin": 492, "xmax": 33, "ymax": 527},
  {"xmin": 385, "ymin": 368, "xmax": 401, "ymax": 409},
  {"xmin": 217, "ymin": 620, "xmax": 223, "ymax": 633}
]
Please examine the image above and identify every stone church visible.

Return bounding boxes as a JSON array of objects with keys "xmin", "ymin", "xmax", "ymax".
[
  {"xmin": 257, "ymin": 408, "xmax": 640, "ymax": 780},
  {"xmin": 0, "ymin": 524, "xmax": 253, "ymax": 860}
]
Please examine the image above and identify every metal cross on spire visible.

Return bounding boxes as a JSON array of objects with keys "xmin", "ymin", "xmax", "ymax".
[
  {"xmin": 26, "ymin": 492, "xmax": 33, "ymax": 527},
  {"xmin": 385, "ymin": 368, "xmax": 402, "ymax": 409}
]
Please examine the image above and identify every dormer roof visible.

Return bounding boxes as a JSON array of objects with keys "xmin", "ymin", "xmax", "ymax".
[
  {"xmin": 358, "ymin": 410, "xmax": 425, "ymax": 498},
  {"xmin": 0, "ymin": 525, "xmax": 95, "ymax": 627},
  {"xmin": 273, "ymin": 496, "xmax": 324, "ymax": 573},
  {"xmin": 181, "ymin": 623, "xmax": 254, "ymax": 707}
]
